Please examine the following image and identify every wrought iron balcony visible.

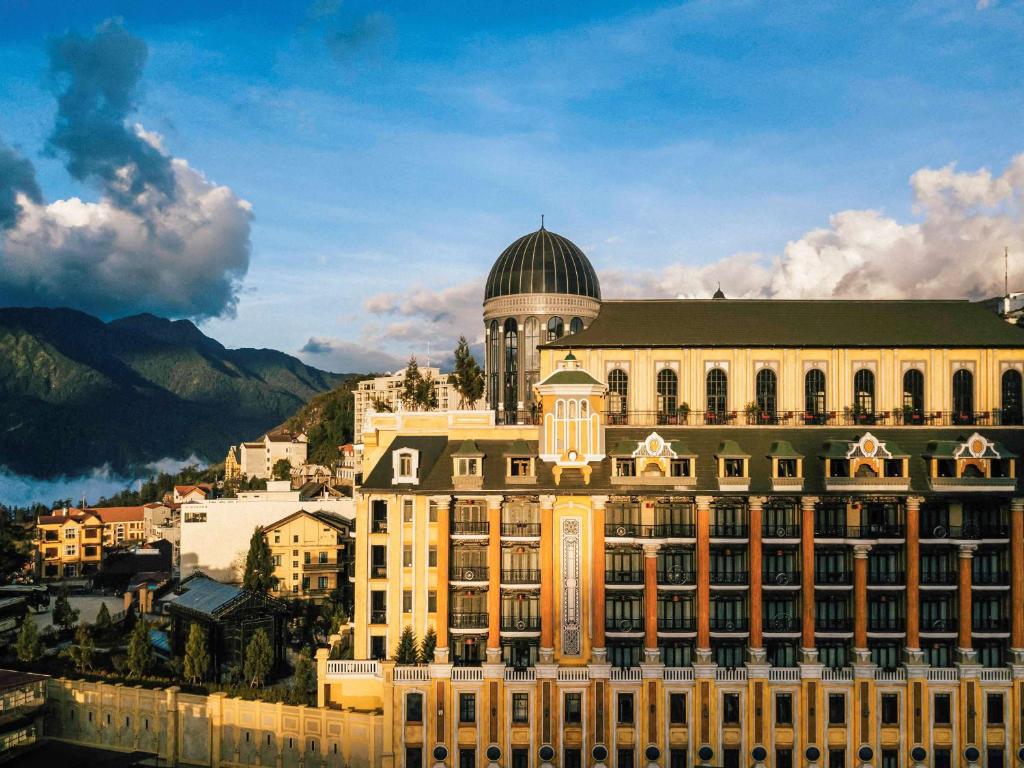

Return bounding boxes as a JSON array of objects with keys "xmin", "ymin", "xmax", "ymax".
[
  {"xmin": 500, "ymin": 522, "xmax": 540, "ymax": 537},
  {"xmin": 654, "ymin": 522, "xmax": 696, "ymax": 538},
  {"xmin": 849, "ymin": 524, "xmax": 905, "ymax": 539},
  {"xmin": 450, "ymin": 565, "xmax": 489, "ymax": 582},
  {"xmin": 815, "ymin": 616, "xmax": 854, "ymax": 632},
  {"xmin": 606, "ymin": 522, "xmax": 642, "ymax": 538},
  {"xmin": 710, "ymin": 570, "xmax": 749, "ymax": 586},
  {"xmin": 607, "ymin": 569, "xmax": 644, "ymax": 585},
  {"xmin": 501, "ymin": 568, "xmax": 541, "ymax": 584},
  {"xmin": 302, "ymin": 560, "xmax": 342, "ymax": 572},
  {"xmin": 709, "ymin": 617, "xmax": 749, "ymax": 632},
  {"xmin": 922, "ymin": 523, "xmax": 1009, "ymax": 539},
  {"xmin": 868, "ymin": 570, "xmax": 906, "ymax": 586},
  {"xmin": 501, "ymin": 616, "xmax": 541, "ymax": 632},
  {"xmin": 451, "ymin": 520, "xmax": 489, "ymax": 535},
  {"xmin": 606, "ymin": 617, "xmax": 644, "ymax": 632},
  {"xmin": 709, "ymin": 524, "xmax": 748, "ymax": 538},
  {"xmin": 450, "ymin": 612, "xmax": 489, "ymax": 629},
  {"xmin": 972, "ymin": 616, "xmax": 1009, "ymax": 632},
  {"xmin": 657, "ymin": 568, "xmax": 696, "ymax": 586},
  {"xmin": 815, "ymin": 570, "xmax": 853, "ymax": 586},
  {"xmin": 762, "ymin": 523, "xmax": 800, "ymax": 538},
  {"xmin": 867, "ymin": 616, "xmax": 906, "ymax": 632},
  {"xmin": 763, "ymin": 615, "xmax": 801, "ymax": 632},
  {"xmin": 920, "ymin": 570, "xmax": 957, "ymax": 586},
  {"xmin": 657, "ymin": 616, "xmax": 697, "ymax": 632},
  {"xmin": 972, "ymin": 571, "xmax": 1010, "ymax": 586},
  {"xmin": 814, "ymin": 523, "xmax": 848, "ymax": 537},
  {"xmin": 921, "ymin": 617, "xmax": 958, "ymax": 633}
]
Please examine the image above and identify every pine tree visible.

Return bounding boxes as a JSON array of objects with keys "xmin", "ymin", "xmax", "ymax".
[
  {"xmin": 400, "ymin": 357, "xmax": 424, "ymax": 411},
  {"xmin": 126, "ymin": 619, "xmax": 153, "ymax": 678},
  {"xmin": 243, "ymin": 628, "xmax": 273, "ymax": 687},
  {"xmin": 94, "ymin": 602, "xmax": 113, "ymax": 637},
  {"xmin": 291, "ymin": 648, "xmax": 314, "ymax": 705},
  {"xmin": 394, "ymin": 625, "xmax": 418, "ymax": 665},
  {"xmin": 15, "ymin": 616, "xmax": 41, "ymax": 663},
  {"xmin": 243, "ymin": 528, "xmax": 275, "ymax": 593},
  {"xmin": 52, "ymin": 589, "xmax": 79, "ymax": 633},
  {"xmin": 183, "ymin": 622, "xmax": 210, "ymax": 685},
  {"xmin": 452, "ymin": 336, "xmax": 484, "ymax": 408},
  {"xmin": 418, "ymin": 626, "xmax": 437, "ymax": 665},
  {"xmin": 66, "ymin": 623, "xmax": 94, "ymax": 673}
]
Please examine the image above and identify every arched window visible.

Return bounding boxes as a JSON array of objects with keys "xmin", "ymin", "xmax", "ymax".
[
  {"xmin": 854, "ymin": 369, "xmax": 875, "ymax": 417},
  {"xmin": 523, "ymin": 317, "xmax": 540, "ymax": 404},
  {"xmin": 608, "ymin": 369, "xmax": 628, "ymax": 420},
  {"xmin": 805, "ymin": 369, "xmax": 826, "ymax": 420},
  {"xmin": 902, "ymin": 369, "xmax": 924, "ymax": 422},
  {"xmin": 706, "ymin": 368, "xmax": 728, "ymax": 418},
  {"xmin": 1002, "ymin": 369, "xmax": 1023, "ymax": 425},
  {"xmin": 488, "ymin": 320, "xmax": 499, "ymax": 410},
  {"xmin": 503, "ymin": 319, "xmax": 518, "ymax": 418},
  {"xmin": 657, "ymin": 369, "xmax": 678, "ymax": 419},
  {"xmin": 755, "ymin": 368, "xmax": 777, "ymax": 420},
  {"xmin": 546, "ymin": 317, "xmax": 564, "ymax": 341},
  {"xmin": 952, "ymin": 369, "xmax": 974, "ymax": 424},
  {"xmin": 569, "ymin": 317, "xmax": 584, "ymax": 335}
]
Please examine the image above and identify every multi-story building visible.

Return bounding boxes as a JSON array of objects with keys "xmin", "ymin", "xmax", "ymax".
[
  {"xmin": 239, "ymin": 430, "xmax": 309, "ymax": 479},
  {"xmin": 35, "ymin": 508, "xmax": 103, "ymax": 580},
  {"xmin": 264, "ymin": 509, "xmax": 354, "ymax": 606},
  {"xmin": 323, "ymin": 226, "xmax": 1024, "ymax": 768},
  {"xmin": 354, "ymin": 369, "xmax": 475, "ymax": 446},
  {"xmin": 172, "ymin": 484, "xmax": 210, "ymax": 504},
  {"xmin": 337, "ymin": 442, "xmax": 363, "ymax": 486},
  {"xmin": 224, "ymin": 444, "xmax": 242, "ymax": 483},
  {"xmin": 92, "ymin": 505, "xmax": 146, "ymax": 548}
]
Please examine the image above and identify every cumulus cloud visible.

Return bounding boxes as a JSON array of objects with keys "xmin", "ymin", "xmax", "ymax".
[
  {"xmin": 299, "ymin": 336, "xmax": 406, "ymax": 373},
  {"xmin": 0, "ymin": 19, "xmax": 252, "ymax": 320}
]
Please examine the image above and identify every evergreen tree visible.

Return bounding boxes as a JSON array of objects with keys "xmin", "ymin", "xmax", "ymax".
[
  {"xmin": 394, "ymin": 625, "xmax": 418, "ymax": 665},
  {"xmin": 272, "ymin": 458, "xmax": 292, "ymax": 481},
  {"xmin": 94, "ymin": 602, "xmax": 113, "ymax": 637},
  {"xmin": 183, "ymin": 622, "xmax": 210, "ymax": 685},
  {"xmin": 0, "ymin": 515, "xmax": 32, "ymax": 583},
  {"xmin": 15, "ymin": 616, "xmax": 41, "ymax": 663},
  {"xmin": 243, "ymin": 528, "xmax": 275, "ymax": 593},
  {"xmin": 400, "ymin": 356, "xmax": 424, "ymax": 410},
  {"xmin": 66, "ymin": 623, "xmax": 94, "ymax": 673},
  {"xmin": 52, "ymin": 589, "xmax": 79, "ymax": 632},
  {"xmin": 452, "ymin": 336, "xmax": 484, "ymax": 408},
  {"xmin": 417, "ymin": 371, "xmax": 439, "ymax": 411},
  {"xmin": 126, "ymin": 619, "xmax": 153, "ymax": 678},
  {"xmin": 291, "ymin": 648, "xmax": 314, "ymax": 705},
  {"xmin": 418, "ymin": 626, "xmax": 437, "ymax": 665},
  {"xmin": 243, "ymin": 628, "xmax": 273, "ymax": 687}
]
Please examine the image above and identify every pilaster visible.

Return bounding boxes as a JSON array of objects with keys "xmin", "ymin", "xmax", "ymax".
[
  {"xmin": 800, "ymin": 496, "xmax": 818, "ymax": 661},
  {"xmin": 958, "ymin": 543, "xmax": 977, "ymax": 664},
  {"xmin": 539, "ymin": 494, "xmax": 556, "ymax": 664},
  {"xmin": 696, "ymin": 495, "xmax": 712, "ymax": 659}
]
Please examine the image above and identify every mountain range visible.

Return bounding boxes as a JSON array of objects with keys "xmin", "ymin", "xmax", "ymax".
[{"xmin": 0, "ymin": 307, "xmax": 349, "ymax": 480}]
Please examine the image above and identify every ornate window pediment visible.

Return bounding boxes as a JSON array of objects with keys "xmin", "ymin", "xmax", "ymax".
[
  {"xmin": 953, "ymin": 432, "xmax": 1002, "ymax": 460},
  {"xmin": 846, "ymin": 432, "xmax": 893, "ymax": 460}
]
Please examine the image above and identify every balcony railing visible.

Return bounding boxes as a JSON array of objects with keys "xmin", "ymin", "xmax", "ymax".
[
  {"xmin": 709, "ymin": 524, "xmax": 748, "ymax": 538},
  {"xmin": 607, "ymin": 570, "xmax": 644, "ymax": 585},
  {"xmin": 813, "ymin": 523, "xmax": 848, "ymax": 537},
  {"xmin": 302, "ymin": 561, "xmax": 342, "ymax": 572},
  {"xmin": 450, "ymin": 612, "xmax": 489, "ymax": 629},
  {"xmin": 972, "ymin": 616, "xmax": 1009, "ymax": 632},
  {"xmin": 605, "ymin": 523, "xmax": 697, "ymax": 538},
  {"xmin": 921, "ymin": 617, "xmax": 958, "ymax": 633},
  {"xmin": 815, "ymin": 570, "xmax": 852, "ymax": 586},
  {"xmin": 920, "ymin": 570, "xmax": 957, "ymax": 586},
  {"xmin": 500, "ymin": 522, "xmax": 540, "ymax": 537},
  {"xmin": 450, "ymin": 565, "xmax": 489, "ymax": 581},
  {"xmin": 657, "ymin": 616, "xmax": 697, "ymax": 631},
  {"xmin": 603, "ymin": 408, "xmax": 1021, "ymax": 427},
  {"xmin": 849, "ymin": 524, "xmax": 905, "ymax": 539},
  {"xmin": 763, "ymin": 570, "xmax": 800, "ymax": 587},
  {"xmin": 867, "ymin": 616, "xmax": 906, "ymax": 632},
  {"xmin": 922, "ymin": 523, "xmax": 1010, "ymax": 539},
  {"xmin": 972, "ymin": 571, "xmax": 1010, "ymax": 586},
  {"xmin": 370, "ymin": 565, "xmax": 388, "ymax": 579},
  {"xmin": 501, "ymin": 568, "xmax": 541, "ymax": 584},
  {"xmin": 657, "ymin": 568, "xmax": 696, "ymax": 585},
  {"xmin": 710, "ymin": 570, "xmax": 749, "ymax": 585},
  {"xmin": 501, "ymin": 616, "xmax": 541, "ymax": 632},
  {"xmin": 451, "ymin": 520, "xmax": 489, "ymax": 535},
  {"xmin": 763, "ymin": 615, "xmax": 801, "ymax": 632},
  {"xmin": 815, "ymin": 616, "xmax": 854, "ymax": 632},
  {"xmin": 654, "ymin": 522, "xmax": 696, "ymax": 538},
  {"xmin": 763, "ymin": 523, "xmax": 800, "ymax": 538},
  {"xmin": 606, "ymin": 617, "xmax": 644, "ymax": 632},
  {"xmin": 868, "ymin": 571, "xmax": 906, "ymax": 586},
  {"xmin": 371, "ymin": 519, "xmax": 388, "ymax": 534},
  {"xmin": 370, "ymin": 609, "xmax": 387, "ymax": 624},
  {"xmin": 494, "ymin": 410, "xmax": 542, "ymax": 426},
  {"xmin": 606, "ymin": 522, "xmax": 642, "ymax": 538},
  {"xmin": 709, "ymin": 617, "xmax": 749, "ymax": 632}
]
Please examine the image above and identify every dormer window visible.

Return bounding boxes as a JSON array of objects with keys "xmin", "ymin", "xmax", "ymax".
[
  {"xmin": 456, "ymin": 457, "xmax": 480, "ymax": 476},
  {"xmin": 615, "ymin": 458, "xmax": 636, "ymax": 477},
  {"xmin": 883, "ymin": 460, "xmax": 904, "ymax": 478},
  {"xmin": 452, "ymin": 440, "xmax": 484, "ymax": 490},
  {"xmin": 723, "ymin": 459, "xmax": 745, "ymax": 478},
  {"xmin": 776, "ymin": 459, "xmax": 798, "ymax": 478},
  {"xmin": 392, "ymin": 448, "xmax": 420, "ymax": 485},
  {"xmin": 716, "ymin": 440, "xmax": 750, "ymax": 491},
  {"xmin": 399, "ymin": 455, "xmax": 412, "ymax": 476},
  {"xmin": 509, "ymin": 458, "xmax": 532, "ymax": 477},
  {"xmin": 670, "ymin": 458, "xmax": 691, "ymax": 478}
]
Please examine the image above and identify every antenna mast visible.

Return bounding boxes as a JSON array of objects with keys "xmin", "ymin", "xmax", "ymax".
[{"xmin": 1005, "ymin": 246, "xmax": 1010, "ymax": 297}]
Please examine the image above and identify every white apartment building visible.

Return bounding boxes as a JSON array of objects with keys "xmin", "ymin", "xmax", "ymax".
[{"xmin": 238, "ymin": 430, "xmax": 308, "ymax": 479}]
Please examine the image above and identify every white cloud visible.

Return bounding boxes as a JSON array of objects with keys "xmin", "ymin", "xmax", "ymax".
[{"xmin": 299, "ymin": 337, "xmax": 406, "ymax": 373}]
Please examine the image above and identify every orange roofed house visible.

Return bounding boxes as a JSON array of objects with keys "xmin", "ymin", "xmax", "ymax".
[{"xmin": 35, "ymin": 508, "xmax": 103, "ymax": 580}]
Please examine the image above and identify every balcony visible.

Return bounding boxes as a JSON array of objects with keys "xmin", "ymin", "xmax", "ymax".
[
  {"xmin": 848, "ymin": 524, "xmax": 905, "ymax": 539},
  {"xmin": 606, "ymin": 617, "xmax": 644, "ymax": 633},
  {"xmin": 813, "ymin": 523, "xmax": 848, "ymax": 538},
  {"xmin": 710, "ymin": 570, "xmax": 749, "ymax": 586},
  {"xmin": 654, "ymin": 522, "xmax": 696, "ymax": 538},
  {"xmin": 657, "ymin": 568, "xmax": 696, "ymax": 586},
  {"xmin": 501, "ymin": 568, "xmax": 541, "ymax": 584},
  {"xmin": 450, "ymin": 565, "xmax": 489, "ymax": 582},
  {"xmin": 763, "ymin": 570, "xmax": 800, "ymax": 587},
  {"xmin": 607, "ymin": 569, "xmax": 644, "ymax": 586},
  {"xmin": 920, "ymin": 570, "xmax": 957, "ymax": 586},
  {"xmin": 451, "ymin": 520, "xmax": 489, "ymax": 536},
  {"xmin": 868, "ymin": 571, "xmax": 906, "ymax": 586},
  {"xmin": 763, "ymin": 523, "xmax": 800, "ymax": 539},
  {"xmin": 370, "ymin": 609, "xmax": 387, "ymax": 624},
  {"xmin": 972, "ymin": 616, "xmax": 1009, "ymax": 633},
  {"xmin": 370, "ymin": 565, "xmax": 388, "ymax": 579},
  {"xmin": 921, "ymin": 523, "xmax": 1010, "ymax": 540},
  {"xmin": 867, "ymin": 616, "xmax": 906, "ymax": 632},
  {"xmin": 972, "ymin": 571, "xmax": 1010, "ymax": 587},
  {"xmin": 709, "ymin": 524, "xmax": 748, "ymax": 538},
  {"xmin": 501, "ymin": 616, "xmax": 541, "ymax": 632},
  {"xmin": 303, "ymin": 561, "xmax": 342, "ymax": 572},
  {"xmin": 450, "ymin": 612, "xmax": 489, "ymax": 630},
  {"xmin": 500, "ymin": 522, "xmax": 540, "ymax": 537},
  {"xmin": 709, "ymin": 617, "xmax": 749, "ymax": 632},
  {"xmin": 494, "ymin": 410, "xmax": 542, "ymax": 426},
  {"xmin": 657, "ymin": 616, "xmax": 697, "ymax": 632},
  {"xmin": 815, "ymin": 570, "xmax": 852, "ymax": 586},
  {"xmin": 763, "ymin": 616, "xmax": 801, "ymax": 633},
  {"xmin": 815, "ymin": 616, "xmax": 854, "ymax": 632},
  {"xmin": 371, "ymin": 520, "xmax": 388, "ymax": 534},
  {"xmin": 921, "ymin": 617, "xmax": 958, "ymax": 633},
  {"xmin": 606, "ymin": 522, "xmax": 642, "ymax": 538}
]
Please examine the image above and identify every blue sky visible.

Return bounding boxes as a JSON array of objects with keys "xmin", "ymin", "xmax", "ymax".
[{"xmin": 1, "ymin": 0, "xmax": 1024, "ymax": 372}]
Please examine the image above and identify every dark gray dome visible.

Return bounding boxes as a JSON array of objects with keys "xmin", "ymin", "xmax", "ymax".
[{"xmin": 485, "ymin": 227, "xmax": 601, "ymax": 301}]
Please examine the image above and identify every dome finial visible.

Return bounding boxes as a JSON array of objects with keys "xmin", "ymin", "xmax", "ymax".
[
  {"xmin": 712, "ymin": 282, "xmax": 726, "ymax": 300},
  {"xmin": 540, "ymin": 214, "xmax": 545, "ymax": 230}
]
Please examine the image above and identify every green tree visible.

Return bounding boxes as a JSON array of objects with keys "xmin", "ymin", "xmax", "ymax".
[
  {"xmin": 183, "ymin": 622, "xmax": 210, "ymax": 685},
  {"xmin": 243, "ymin": 528, "xmax": 275, "ymax": 593},
  {"xmin": 0, "ymin": 516, "xmax": 32, "ymax": 583},
  {"xmin": 243, "ymin": 628, "xmax": 273, "ymax": 687},
  {"xmin": 65, "ymin": 623, "xmax": 95, "ymax": 673},
  {"xmin": 272, "ymin": 458, "xmax": 292, "ymax": 481},
  {"xmin": 400, "ymin": 356, "xmax": 424, "ymax": 411},
  {"xmin": 418, "ymin": 625, "xmax": 437, "ymax": 665},
  {"xmin": 417, "ymin": 371, "xmax": 439, "ymax": 410},
  {"xmin": 15, "ymin": 616, "xmax": 41, "ymax": 663},
  {"xmin": 394, "ymin": 625, "xmax": 418, "ymax": 665},
  {"xmin": 291, "ymin": 648, "xmax": 314, "ymax": 705},
  {"xmin": 52, "ymin": 589, "xmax": 79, "ymax": 633},
  {"xmin": 126, "ymin": 619, "xmax": 153, "ymax": 678},
  {"xmin": 94, "ymin": 602, "xmax": 113, "ymax": 637},
  {"xmin": 452, "ymin": 336, "xmax": 484, "ymax": 408}
]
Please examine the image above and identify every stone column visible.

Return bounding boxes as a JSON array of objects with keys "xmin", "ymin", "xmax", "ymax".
[
  {"xmin": 592, "ymin": 495, "xmax": 608, "ymax": 663},
  {"xmin": 433, "ymin": 495, "xmax": 451, "ymax": 663},
  {"xmin": 539, "ymin": 495, "xmax": 556, "ymax": 664},
  {"xmin": 696, "ymin": 496, "xmax": 712, "ymax": 663},
  {"xmin": 748, "ymin": 496, "xmax": 765, "ymax": 662},
  {"xmin": 643, "ymin": 542, "xmax": 661, "ymax": 663},
  {"xmin": 486, "ymin": 495, "xmax": 503, "ymax": 663},
  {"xmin": 853, "ymin": 543, "xmax": 872, "ymax": 664},
  {"xmin": 958, "ymin": 543, "xmax": 977, "ymax": 664},
  {"xmin": 800, "ymin": 496, "xmax": 818, "ymax": 663},
  {"xmin": 1011, "ymin": 499, "xmax": 1024, "ymax": 663},
  {"xmin": 905, "ymin": 496, "xmax": 924, "ymax": 664}
]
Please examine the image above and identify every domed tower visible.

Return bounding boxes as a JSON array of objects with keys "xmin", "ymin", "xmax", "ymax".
[{"xmin": 483, "ymin": 226, "xmax": 602, "ymax": 421}]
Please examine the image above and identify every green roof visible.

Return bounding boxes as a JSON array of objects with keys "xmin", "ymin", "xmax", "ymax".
[
  {"xmin": 925, "ymin": 441, "xmax": 961, "ymax": 459},
  {"xmin": 669, "ymin": 440, "xmax": 695, "ymax": 456},
  {"xmin": 453, "ymin": 439, "xmax": 483, "ymax": 456},
  {"xmin": 767, "ymin": 440, "xmax": 802, "ymax": 458},
  {"xmin": 540, "ymin": 369, "xmax": 603, "ymax": 386},
  {"xmin": 716, "ymin": 440, "xmax": 749, "ymax": 457},
  {"xmin": 821, "ymin": 440, "xmax": 852, "ymax": 459},
  {"xmin": 504, "ymin": 440, "xmax": 533, "ymax": 456},
  {"xmin": 543, "ymin": 299, "xmax": 1024, "ymax": 349},
  {"xmin": 609, "ymin": 440, "xmax": 638, "ymax": 456}
]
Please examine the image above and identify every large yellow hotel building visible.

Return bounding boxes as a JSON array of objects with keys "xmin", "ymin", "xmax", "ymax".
[{"xmin": 322, "ymin": 227, "xmax": 1024, "ymax": 768}]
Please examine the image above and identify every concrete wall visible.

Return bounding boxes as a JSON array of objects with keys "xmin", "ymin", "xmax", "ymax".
[{"xmin": 43, "ymin": 678, "xmax": 384, "ymax": 767}]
